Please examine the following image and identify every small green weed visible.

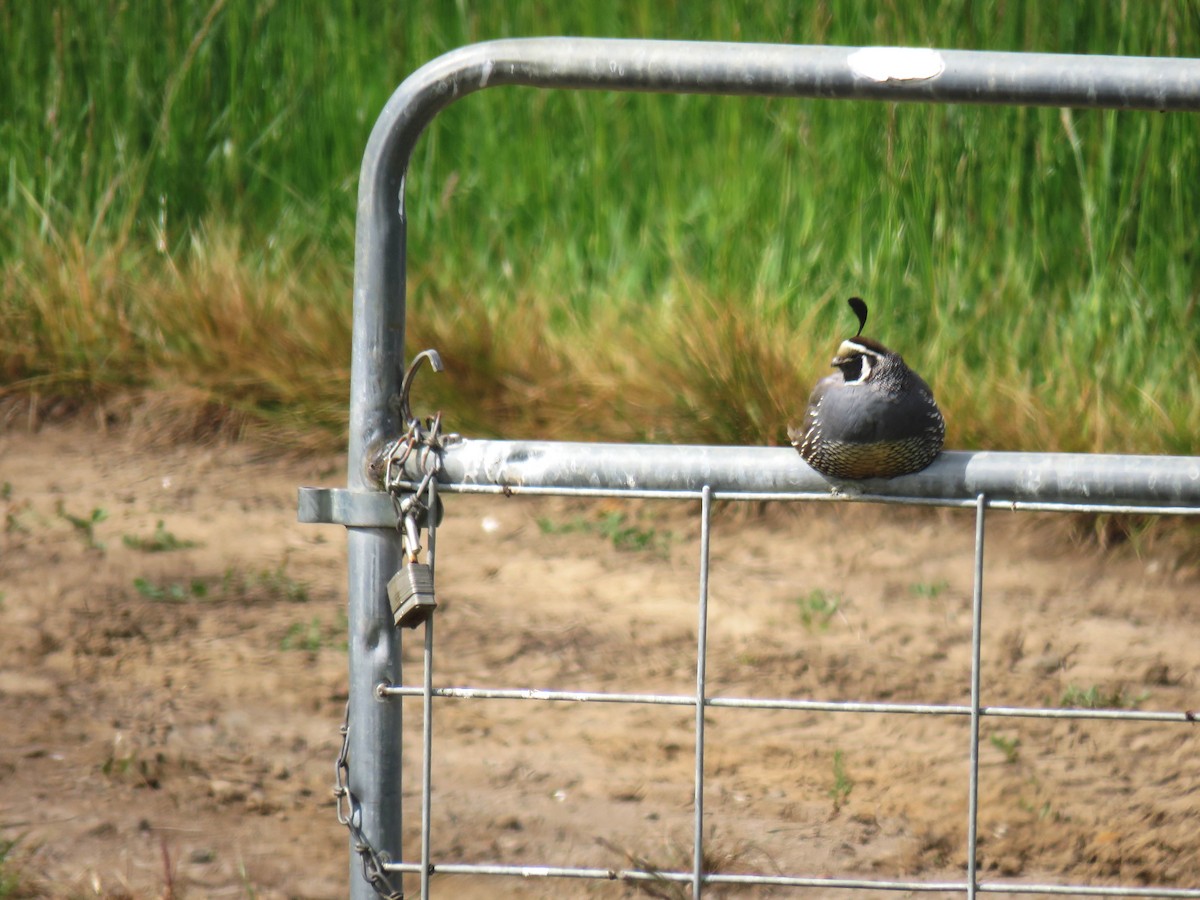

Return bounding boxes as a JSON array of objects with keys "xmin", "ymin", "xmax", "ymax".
[
  {"xmin": 795, "ymin": 590, "xmax": 842, "ymax": 632},
  {"xmin": 910, "ymin": 579, "xmax": 950, "ymax": 598},
  {"xmin": 536, "ymin": 515, "xmax": 577, "ymax": 536},
  {"xmin": 131, "ymin": 557, "xmax": 313, "ymax": 605},
  {"xmin": 989, "ymin": 733, "xmax": 1021, "ymax": 764},
  {"xmin": 238, "ymin": 859, "xmax": 259, "ymax": 900},
  {"xmin": 0, "ymin": 835, "xmax": 26, "ymax": 897},
  {"xmin": 829, "ymin": 750, "xmax": 854, "ymax": 811},
  {"xmin": 0, "ymin": 834, "xmax": 26, "ymax": 898},
  {"xmin": 122, "ymin": 520, "xmax": 200, "ymax": 552},
  {"xmin": 4, "ymin": 505, "xmax": 30, "ymax": 534},
  {"xmin": 597, "ymin": 828, "xmax": 747, "ymax": 900},
  {"xmin": 280, "ymin": 617, "xmax": 328, "ymax": 652},
  {"xmin": 537, "ymin": 512, "xmax": 670, "ymax": 554},
  {"xmin": 56, "ymin": 501, "xmax": 108, "ymax": 550},
  {"xmin": 100, "ymin": 745, "xmax": 163, "ymax": 789},
  {"xmin": 133, "ymin": 576, "xmax": 209, "ymax": 603},
  {"xmin": 224, "ymin": 557, "xmax": 310, "ymax": 603},
  {"xmin": 1060, "ymin": 683, "xmax": 1146, "ymax": 709},
  {"xmin": 3, "ymin": 486, "xmax": 32, "ymax": 535},
  {"xmin": 596, "ymin": 512, "xmax": 668, "ymax": 553},
  {"xmin": 1017, "ymin": 779, "xmax": 1063, "ymax": 823},
  {"xmin": 1018, "ymin": 798, "xmax": 1061, "ymax": 822}
]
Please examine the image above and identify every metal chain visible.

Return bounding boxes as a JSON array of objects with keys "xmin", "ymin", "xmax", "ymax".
[
  {"xmin": 383, "ymin": 350, "xmax": 454, "ymax": 560},
  {"xmin": 383, "ymin": 414, "xmax": 446, "ymax": 561},
  {"xmin": 333, "ymin": 701, "xmax": 405, "ymax": 900}
]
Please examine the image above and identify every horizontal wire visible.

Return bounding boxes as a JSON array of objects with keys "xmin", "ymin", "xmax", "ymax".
[
  {"xmin": 380, "ymin": 684, "xmax": 1197, "ymax": 723},
  {"xmin": 382, "ymin": 861, "xmax": 1200, "ymax": 896},
  {"xmin": 388, "ymin": 479, "xmax": 1200, "ymax": 515}
]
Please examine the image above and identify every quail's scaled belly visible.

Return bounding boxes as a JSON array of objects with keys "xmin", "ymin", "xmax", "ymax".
[{"xmin": 804, "ymin": 433, "xmax": 943, "ymax": 480}]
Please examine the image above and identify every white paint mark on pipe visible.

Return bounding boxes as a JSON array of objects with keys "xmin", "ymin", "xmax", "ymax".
[{"xmin": 847, "ymin": 47, "xmax": 946, "ymax": 83}]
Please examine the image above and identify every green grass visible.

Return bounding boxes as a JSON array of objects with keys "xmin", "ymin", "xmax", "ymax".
[
  {"xmin": 794, "ymin": 589, "xmax": 842, "ymax": 633},
  {"xmin": 1060, "ymin": 683, "xmax": 1147, "ymax": 710},
  {"xmin": 133, "ymin": 575, "xmax": 209, "ymax": 603},
  {"xmin": 829, "ymin": 749, "xmax": 854, "ymax": 811},
  {"xmin": 989, "ymin": 732, "xmax": 1022, "ymax": 764},
  {"xmin": 0, "ymin": 835, "xmax": 27, "ymax": 898},
  {"xmin": 123, "ymin": 520, "xmax": 200, "ymax": 553},
  {"xmin": 131, "ymin": 556, "xmax": 311, "ymax": 605},
  {"xmin": 3, "ymin": 3, "xmax": 1199, "ymax": 454},
  {"xmin": 537, "ymin": 511, "xmax": 671, "ymax": 554},
  {"xmin": 910, "ymin": 580, "xmax": 950, "ymax": 599},
  {"xmin": 55, "ymin": 502, "xmax": 108, "ymax": 551}
]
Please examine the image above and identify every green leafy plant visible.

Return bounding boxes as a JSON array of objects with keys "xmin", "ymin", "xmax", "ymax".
[
  {"xmin": 596, "ymin": 512, "xmax": 668, "ymax": 553},
  {"xmin": 280, "ymin": 617, "xmax": 329, "ymax": 653},
  {"xmin": 910, "ymin": 579, "xmax": 950, "ymax": 598},
  {"xmin": 795, "ymin": 590, "xmax": 842, "ymax": 632},
  {"xmin": 537, "ymin": 512, "xmax": 671, "ymax": 555},
  {"xmin": 1060, "ymin": 683, "xmax": 1146, "ymax": 710},
  {"xmin": 4, "ymin": 506, "xmax": 30, "ymax": 535},
  {"xmin": 989, "ymin": 733, "xmax": 1021, "ymax": 764},
  {"xmin": 133, "ymin": 576, "xmax": 209, "ymax": 603},
  {"xmin": 56, "ymin": 502, "xmax": 108, "ymax": 551},
  {"xmin": 829, "ymin": 750, "xmax": 854, "ymax": 811},
  {"xmin": 0, "ymin": 834, "xmax": 27, "ymax": 898},
  {"xmin": 223, "ymin": 557, "xmax": 310, "ymax": 604},
  {"xmin": 122, "ymin": 520, "xmax": 200, "ymax": 552}
]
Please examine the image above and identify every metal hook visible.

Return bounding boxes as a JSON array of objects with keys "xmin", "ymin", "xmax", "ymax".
[{"xmin": 399, "ymin": 349, "xmax": 444, "ymax": 431}]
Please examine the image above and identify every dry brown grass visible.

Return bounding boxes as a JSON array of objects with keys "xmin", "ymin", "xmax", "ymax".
[{"xmin": 3, "ymin": 229, "xmax": 1197, "ymax": 459}]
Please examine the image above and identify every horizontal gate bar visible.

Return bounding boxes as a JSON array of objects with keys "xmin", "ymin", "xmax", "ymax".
[
  {"xmin": 300, "ymin": 443, "xmax": 1200, "ymax": 525},
  {"xmin": 392, "ymin": 39, "xmax": 1200, "ymax": 126}
]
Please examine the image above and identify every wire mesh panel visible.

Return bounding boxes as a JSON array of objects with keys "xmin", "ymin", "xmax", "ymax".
[
  {"xmin": 305, "ymin": 444, "xmax": 1200, "ymax": 898},
  {"xmin": 298, "ymin": 37, "xmax": 1200, "ymax": 900}
]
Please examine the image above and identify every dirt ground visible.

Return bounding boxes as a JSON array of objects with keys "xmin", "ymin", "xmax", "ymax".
[{"xmin": 1, "ymin": 422, "xmax": 1198, "ymax": 899}]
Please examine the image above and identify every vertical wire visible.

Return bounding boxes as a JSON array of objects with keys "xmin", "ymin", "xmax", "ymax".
[
  {"xmin": 693, "ymin": 485, "xmax": 713, "ymax": 898},
  {"xmin": 965, "ymin": 493, "xmax": 987, "ymax": 900},
  {"xmin": 420, "ymin": 479, "xmax": 438, "ymax": 898}
]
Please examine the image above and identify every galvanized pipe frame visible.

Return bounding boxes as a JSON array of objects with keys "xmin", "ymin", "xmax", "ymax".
[{"xmin": 335, "ymin": 36, "xmax": 1200, "ymax": 900}]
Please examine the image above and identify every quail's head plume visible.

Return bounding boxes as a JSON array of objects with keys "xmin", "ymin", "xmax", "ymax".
[{"xmin": 788, "ymin": 297, "xmax": 945, "ymax": 479}]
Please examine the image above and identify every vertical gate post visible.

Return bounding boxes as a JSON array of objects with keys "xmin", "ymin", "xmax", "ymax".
[{"xmin": 345, "ymin": 96, "xmax": 412, "ymax": 900}]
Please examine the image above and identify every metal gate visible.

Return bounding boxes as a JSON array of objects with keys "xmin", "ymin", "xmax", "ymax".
[{"xmin": 299, "ymin": 39, "xmax": 1200, "ymax": 899}]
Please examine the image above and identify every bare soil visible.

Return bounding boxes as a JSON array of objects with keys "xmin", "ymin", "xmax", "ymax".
[{"xmin": 1, "ymin": 423, "xmax": 1198, "ymax": 899}]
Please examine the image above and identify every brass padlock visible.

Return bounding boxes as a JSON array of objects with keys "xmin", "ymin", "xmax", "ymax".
[{"xmin": 387, "ymin": 558, "xmax": 436, "ymax": 629}]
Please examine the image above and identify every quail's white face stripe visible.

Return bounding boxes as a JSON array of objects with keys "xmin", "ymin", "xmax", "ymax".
[
  {"xmin": 836, "ymin": 339, "xmax": 882, "ymax": 360},
  {"xmin": 835, "ymin": 340, "xmax": 880, "ymax": 385}
]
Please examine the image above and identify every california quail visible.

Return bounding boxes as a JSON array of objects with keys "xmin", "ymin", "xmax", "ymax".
[{"xmin": 789, "ymin": 297, "xmax": 945, "ymax": 479}]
